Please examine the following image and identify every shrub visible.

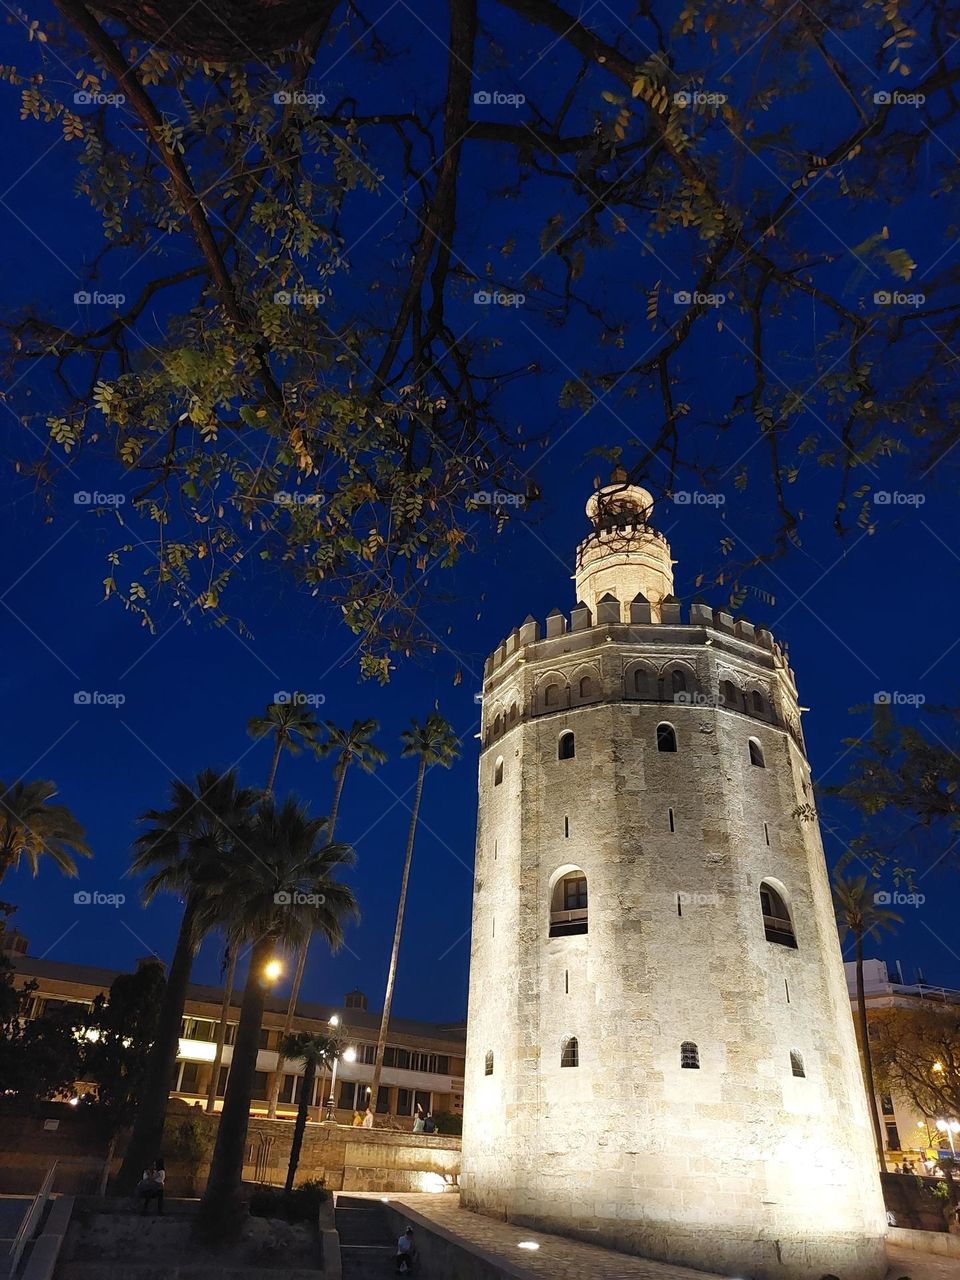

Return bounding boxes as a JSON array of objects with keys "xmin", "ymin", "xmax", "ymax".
[
  {"xmin": 433, "ymin": 1110, "xmax": 462, "ymax": 1135},
  {"xmin": 248, "ymin": 1178, "xmax": 328, "ymax": 1222}
]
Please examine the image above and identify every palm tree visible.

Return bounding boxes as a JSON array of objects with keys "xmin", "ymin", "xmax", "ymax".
[
  {"xmin": 116, "ymin": 769, "xmax": 259, "ymax": 1191},
  {"xmin": 368, "ymin": 713, "xmax": 459, "ymax": 1118},
  {"xmin": 832, "ymin": 868, "xmax": 902, "ymax": 1171},
  {"xmin": 0, "ymin": 779, "xmax": 90, "ymax": 885},
  {"xmin": 267, "ymin": 719, "xmax": 385, "ymax": 1117},
  {"xmin": 204, "ymin": 698, "xmax": 325, "ymax": 1115},
  {"xmin": 279, "ymin": 1029, "xmax": 339, "ymax": 1191},
  {"xmin": 199, "ymin": 796, "xmax": 358, "ymax": 1233}
]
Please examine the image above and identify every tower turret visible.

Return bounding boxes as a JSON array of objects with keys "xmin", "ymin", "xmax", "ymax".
[{"xmin": 574, "ymin": 468, "xmax": 674, "ymax": 621}]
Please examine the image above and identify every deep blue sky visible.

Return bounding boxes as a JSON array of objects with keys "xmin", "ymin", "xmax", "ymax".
[{"xmin": 1, "ymin": 2, "xmax": 958, "ymax": 1023}]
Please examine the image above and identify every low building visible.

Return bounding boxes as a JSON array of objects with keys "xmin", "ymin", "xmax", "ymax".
[
  {"xmin": 6, "ymin": 933, "xmax": 465, "ymax": 1126},
  {"xmin": 845, "ymin": 957, "xmax": 960, "ymax": 1166}
]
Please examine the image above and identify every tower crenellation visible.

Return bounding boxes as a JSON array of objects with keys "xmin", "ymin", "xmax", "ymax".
[{"xmin": 461, "ymin": 472, "xmax": 886, "ymax": 1280}]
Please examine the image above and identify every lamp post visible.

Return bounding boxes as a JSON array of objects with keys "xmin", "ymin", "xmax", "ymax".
[
  {"xmin": 325, "ymin": 1045, "xmax": 357, "ymax": 1122},
  {"xmin": 936, "ymin": 1119, "xmax": 960, "ymax": 1159}
]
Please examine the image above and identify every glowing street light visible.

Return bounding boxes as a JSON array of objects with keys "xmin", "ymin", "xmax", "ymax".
[
  {"xmin": 935, "ymin": 1119, "xmax": 960, "ymax": 1158},
  {"xmin": 263, "ymin": 958, "xmax": 283, "ymax": 983},
  {"xmin": 328, "ymin": 1014, "xmax": 340, "ymax": 1028},
  {"xmin": 324, "ymin": 1043, "xmax": 356, "ymax": 1121}
]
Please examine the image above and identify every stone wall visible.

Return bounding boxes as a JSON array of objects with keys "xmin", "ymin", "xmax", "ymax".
[{"xmin": 0, "ymin": 1105, "xmax": 460, "ymax": 1197}]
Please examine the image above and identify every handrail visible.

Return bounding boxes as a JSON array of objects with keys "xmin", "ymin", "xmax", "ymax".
[{"xmin": 6, "ymin": 1160, "xmax": 57, "ymax": 1279}]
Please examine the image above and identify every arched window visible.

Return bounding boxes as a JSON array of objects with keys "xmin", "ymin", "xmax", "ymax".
[
  {"xmin": 560, "ymin": 1037, "xmax": 579, "ymax": 1068},
  {"xmin": 484, "ymin": 1051, "xmax": 494, "ymax": 1077},
  {"xmin": 752, "ymin": 690, "xmax": 766, "ymax": 717},
  {"xmin": 760, "ymin": 881, "xmax": 797, "ymax": 948},
  {"xmin": 558, "ymin": 731, "xmax": 575, "ymax": 761},
  {"xmin": 579, "ymin": 676, "xmax": 593, "ymax": 699},
  {"xmin": 549, "ymin": 869, "xmax": 588, "ymax": 937},
  {"xmin": 721, "ymin": 680, "xmax": 739, "ymax": 708},
  {"xmin": 749, "ymin": 738, "xmax": 765, "ymax": 768},
  {"xmin": 671, "ymin": 669, "xmax": 687, "ymax": 695},
  {"xmin": 680, "ymin": 1041, "xmax": 700, "ymax": 1070},
  {"xmin": 494, "ymin": 757, "xmax": 504, "ymax": 786},
  {"xmin": 790, "ymin": 1050, "xmax": 805, "ymax": 1078},
  {"xmin": 633, "ymin": 668, "xmax": 653, "ymax": 698},
  {"xmin": 656, "ymin": 723, "xmax": 677, "ymax": 753},
  {"xmin": 509, "ymin": 702, "xmax": 518, "ymax": 722},
  {"xmin": 545, "ymin": 683, "xmax": 561, "ymax": 707},
  {"xmin": 493, "ymin": 714, "xmax": 502, "ymax": 736}
]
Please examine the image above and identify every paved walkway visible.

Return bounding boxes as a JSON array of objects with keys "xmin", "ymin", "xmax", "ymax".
[
  {"xmin": 365, "ymin": 1194, "xmax": 960, "ymax": 1280},
  {"xmin": 336, "ymin": 1194, "xmax": 400, "ymax": 1279}
]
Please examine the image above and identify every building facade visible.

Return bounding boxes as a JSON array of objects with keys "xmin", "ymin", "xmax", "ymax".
[
  {"xmin": 846, "ymin": 957, "xmax": 960, "ymax": 1166},
  {"xmin": 460, "ymin": 472, "xmax": 887, "ymax": 1279},
  {"xmin": 6, "ymin": 936, "xmax": 464, "ymax": 1125}
]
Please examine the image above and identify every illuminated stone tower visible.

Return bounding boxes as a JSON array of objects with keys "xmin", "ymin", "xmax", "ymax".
[{"xmin": 460, "ymin": 470, "xmax": 886, "ymax": 1280}]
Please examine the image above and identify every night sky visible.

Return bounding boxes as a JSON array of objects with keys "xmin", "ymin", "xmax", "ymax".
[{"xmin": 1, "ymin": 2, "xmax": 958, "ymax": 1026}]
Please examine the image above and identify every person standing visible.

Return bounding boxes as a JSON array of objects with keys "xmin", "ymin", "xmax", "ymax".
[
  {"xmin": 412, "ymin": 1104, "xmax": 425, "ymax": 1133},
  {"xmin": 395, "ymin": 1226, "xmax": 416, "ymax": 1274},
  {"xmin": 362, "ymin": 1106, "xmax": 374, "ymax": 1128},
  {"xmin": 138, "ymin": 1158, "xmax": 165, "ymax": 1215}
]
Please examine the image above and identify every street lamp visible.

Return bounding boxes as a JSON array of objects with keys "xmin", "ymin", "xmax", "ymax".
[
  {"xmin": 325, "ymin": 1045, "xmax": 356, "ymax": 1121},
  {"xmin": 935, "ymin": 1119, "xmax": 960, "ymax": 1158},
  {"xmin": 263, "ymin": 958, "xmax": 283, "ymax": 983}
]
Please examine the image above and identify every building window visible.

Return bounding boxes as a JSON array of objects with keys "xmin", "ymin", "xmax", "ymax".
[
  {"xmin": 558, "ymin": 731, "xmax": 575, "ymax": 761},
  {"xmin": 749, "ymin": 738, "xmax": 765, "ymax": 768},
  {"xmin": 668, "ymin": 807, "xmax": 675, "ymax": 832},
  {"xmin": 721, "ymin": 680, "xmax": 739, "ymax": 708},
  {"xmin": 494, "ymin": 757, "xmax": 503, "ymax": 785},
  {"xmin": 656, "ymin": 723, "xmax": 677, "ymax": 753},
  {"xmin": 216, "ymin": 1065, "xmax": 229, "ymax": 1096},
  {"xmin": 509, "ymin": 703, "xmax": 518, "ymax": 723},
  {"xmin": 564, "ymin": 815, "xmax": 569, "ymax": 838},
  {"xmin": 886, "ymin": 1124, "xmax": 901, "ymax": 1150},
  {"xmin": 760, "ymin": 881, "xmax": 797, "ymax": 948},
  {"xmin": 752, "ymin": 690, "xmax": 766, "ymax": 716},
  {"xmin": 633, "ymin": 668, "xmax": 652, "ymax": 697},
  {"xmin": 579, "ymin": 676, "xmax": 594, "ymax": 699},
  {"xmin": 881, "ymin": 1094, "xmax": 895, "ymax": 1116},
  {"xmin": 251, "ymin": 1071, "xmax": 270, "ymax": 1101},
  {"xmin": 671, "ymin": 669, "xmax": 687, "ymax": 695},
  {"xmin": 763, "ymin": 821, "xmax": 770, "ymax": 846},
  {"xmin": 545, "ymin": 683, "xmax": 561, "ymax": 707},
  {"xmin": 560, "ymin": 1037, "xmax": 579, "ymax": 1068},
  {"xmin": 790, "ymin": 1050, "xmax": 805, "ymax": 1078},
  {"xmin": 680, "ymin": 1041, "xmax": 700, "ymax": 1070},
  {"xmin": 176, "ymin": 1061, "xmax": 201, "ymax": 1093},
  {"xmin": 484, "ymin": 1051, "xmax": 494, "ymax": 1077},
  {"xmin": 549, "ymin": 870, "xmax": 589, "ymax": 937},
  {"xmin": 493, "ymin": 714, "xmax": 502, "ymax": 736}
]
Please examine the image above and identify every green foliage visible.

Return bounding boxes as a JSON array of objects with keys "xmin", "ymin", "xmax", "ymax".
[
  {"xmin": 432, "ymin": 1110, "xmax": 463, "ymax": 1135},
  {"xmin": 83, "ymin": 961, "xmax": 166, "ymax": 1130}
]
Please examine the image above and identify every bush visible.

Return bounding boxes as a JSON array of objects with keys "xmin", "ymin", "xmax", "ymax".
[
  {"xmin": 433, "ymin": 1111, "xmax": 462, "ymax": 1136},
  {"xmin": 248, "ymin": 1178, "xmax": 328, "ymax": 1222}
]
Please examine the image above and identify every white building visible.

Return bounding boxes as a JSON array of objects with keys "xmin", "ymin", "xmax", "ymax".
[{"xmin": 460, "ymin": 471, "xmax": 887, "ymax": 1279}]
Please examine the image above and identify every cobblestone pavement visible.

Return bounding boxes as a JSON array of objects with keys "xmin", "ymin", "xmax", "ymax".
[{"xmin": 367, "ymin": 1195, "xmax": 959, "ymax": 1280}]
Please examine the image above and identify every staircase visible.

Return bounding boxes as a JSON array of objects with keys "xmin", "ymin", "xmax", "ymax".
[{"xmin": 335, "ymin": 1196, "xmax": 398, "ymax": 1279}]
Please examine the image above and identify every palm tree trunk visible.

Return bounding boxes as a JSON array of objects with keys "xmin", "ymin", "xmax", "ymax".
[
  {"xmin": 284, "ymin": 1055, "xmax": 318, "ymax": 1192},
  {"xmin": 267, "ymin": 760, "xmax": 349, "ymax": 1118},
  {"xmin": 200, "ymin": 933, "xmax": 275, "ymax": 1233},
  {"xmin": 205, "ymin": 943, "xmax": 238, "ymax": 1114},
  {"xmin": 368, "ymin": 757, "xmax": 426, "ymax": 1118},
  {"xmin": 855, "ymin": 935, "xmax": 886, "ymax": 1171},
  {"xmin": 116, "ymin": 893, "xmax": 201, "ymax": 1191},
  {"xmin": 265, "ymin": 732, "xmax": 284, "ymax": 795}
]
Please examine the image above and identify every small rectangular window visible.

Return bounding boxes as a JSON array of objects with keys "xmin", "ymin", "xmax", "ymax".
[
  {"xmin": 564, "ymin": 877, "xmax": 587, "ymax": 910},
  {"xmin": 885, "ymin": 1124, "xmax": 901, "ymax": 1150},
  {"xmin": 764, "ymin": 821, "xmax": 770, "ymax": 846},
  {"xmin": 668, "ymin": 808, "xmax": 675, "ymax": 832},
  {"xmin": 564, "ymin": 816, "xmax": 569, "ymax": 838}
]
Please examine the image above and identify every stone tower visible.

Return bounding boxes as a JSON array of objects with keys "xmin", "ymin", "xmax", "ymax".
[{"xmin": 460, "ymin": 472, "xmax": 887, "ymax": 1280}]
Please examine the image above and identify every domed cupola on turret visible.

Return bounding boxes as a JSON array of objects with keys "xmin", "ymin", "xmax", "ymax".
[{"xmin": 574, "ymin": 467, "xmax": 675, "ymax": 622}]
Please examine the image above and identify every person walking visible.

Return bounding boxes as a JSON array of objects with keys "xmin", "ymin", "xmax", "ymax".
[{"xmin": 138, "ymin": 1157, "xmax": 165, "ymax": 1215}]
